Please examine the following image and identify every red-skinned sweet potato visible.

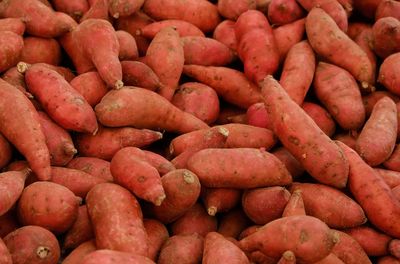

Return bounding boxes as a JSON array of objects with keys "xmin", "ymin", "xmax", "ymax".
[
  {"xmin": 70, "ymin": 71, "xmax": 108, "ymax": 107},
  {"xmin": 21, "ymin": 37, "xmax": 61, "ymax": 66},
  {"xmin": 0, "ymin": 133, "xmax": 12, "ymax": 170},
  {"xmin": 0, "ymin": 31, "xmax": 23, "ymax": 73},
  {"xmin": 75, "ymin": 125, "xmax": 162, "ymax": 161},
  {"xmin": 66, "ymin": 157, "xmax": 113, "ymax": 182},
  {"xmin": 143, "ymin": 219, "xmax": 169, "ymax": 261},
  {"xmin": 157, "ymin": 234, "xmax": 204, "ymax": 264},
  {"xmin": 384, "ymin": 144, "xmax": 400, "ymax": 171},
  {"xmin": 80, "ymin": 250, "xmax": 154, "ymax": 264},
  {"xmin": 277, "ymin": 251, "xmax": 296, "ymax": 264},
  {"xmin": 202, "ymin": 188, "xmax": 242, "ymax": 216},
  {"xmin": 86, "ymin": 183, "xmax": 148, "ymax": 256},
  {"xmin": 213, "ymin": 20, "xmax": 237, "ymax": 52},
  {"xmin": 0, "ymin": 211, "xmax": 18, "ymax": 238},
  {"xmin": 217, "ymin": 0, "xmax": 256, "ymax": 20},
  {"xmin": 377, "ymin": 256, "xmax": 400, "ymax": 264},
  {"xmin": 139, "ymin": 19, "xmax": 205, "ymax": 38},
  {"xmin": 376, "ymin": 168, "xmax": 400, "ymax": 188},
  {"xmin": 121, "ymin": 61, "xmax": 163, "ymax": 91},
  {"xmin": 363, "ymin": 91, "xmax": 399, "ymax": 117},
  {"xmin": 52, "ymin": 0, "xmax": 89, "ymax": 21},
  {"xmin": 217, "ymin": 208, "xmax": 251, "ymax": 239},
  {"xmin": 246, "ymin": 102, "xmax": 272, "ymax": 129},
  {"xmin": 314, "ymin": 62, "xmax": 366, "ymax": 130},
  {"xmin": 95, "ymin": 87, "xmax": 209, "ymax": 133},
  {"xmin": 80, "ymin": 0, "xmax": 109, "ymax": 22},
  {"xmin": 63, "ymin": 205, "xmax": 94, "ymax": 250},
  {"xmin": 17, "ymin": 181, "xmax": 79, "ymax": 234},
  {"xmin": 273, "ymin": 18, "xmax": 306, "ymax": 61},
  {"xmin": 372, "ymin": 17, "xmax": 400, "ymax": 59},
  {"xmin": 331, "ymin": 230, "xmax": 372, "ymax": 264},
  {"xmin": 376, "ymin": 0, "xmax": 400, "ymax": 20},
  {"xmin": 272, "ymin": 147, "xmax": 305, "ymax": 179},
  {"xmin": 0, "ymin": 79, "xmax": 51, "ymax": 181},
  {"xmin": 4, "ymin": 225, "xmax": 60, "ymax": 264},
  {"xmin": 116, "ymin": 30, "xmax": 138, "ymax": 61},
  {"xmin": 268, "ymin": 0, "xmax": 305, "ymax": 25},
  {"xmin": 0, "ymin": 170, "xmax": 29, "ymax": 216},
  {"xmin": 354, "ymin": 28, "xmax": 377, "ymax": 86},
  {"xmin": 347, "ymin": 22, "xmax": 371, "ymax": 40},
  {"xmin": 282, "ymin": 190, "xmax": 306, "ymax": 217},
  {"xmin": 0, "ymin": 18, "xmax": 25, "ymax": 35},
  {"xmin": 388, "ymin": 239, "xmax": 400, "ymax": 259},
  {"xmin": 334, "ymin": 132, "xmax": 358, "ymax": 150},
  {"xmin": 261, "ymin": 75, "xmax": 349, "ymax": 188},
  {"xmin": 220, "ymin": 123, "xmax": 276, "ymax": 149},
  {"xmin": 302, "ymin": 101, "xmax": 336, "ymax": 137},
  {"xmin": 1, "ymin": 67, "xmax": 29, "ymax": 97},
  {"xmin": 108, "ymin": 0, "xmax": 144, "ymax": 19},
  {"xmin": 62, "ymin": 240, "xmax": 96, "ymax": 264},
  {"xmin": 344, "ymin": 226, "xmax": 391, "ymax": 256},
  {"xmin": 379, "ymin": 53, "xmax": 400, "ymax": 96},
  {"xmin": 0, "ymin": 237, "xmax": 12, "ymax": 264}
]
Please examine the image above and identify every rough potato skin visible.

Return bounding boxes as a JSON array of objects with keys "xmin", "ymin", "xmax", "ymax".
[
  {"xmin": 268, "ymin": 0, "xmax": 305, "ymax": 25},
  {"xmin": 86, "ymin": 183, "xmax": 149, "ymax": 256},
  {"xmin": 356, "ymin": 97, "xmax": 397, "ymax": 166},
  {"xmin": 306, "ymin": 8, "xmax": 374, "ymax": 89},
  {"xmin": 239, "ymin": 215, "xmax": 338, "ymax": 263},
  {"xmin": 140, "ymin": 19, "xmax": 205, "ymax": 38},
  {"xmin": 157, "ymin": 234, "xmax": 204, "ymax": 264},
  {"xmin": 108, "ymin": 0, "xmax": 144, "ymax": 19},
  {"xmin": 261, "ymin": 75, "xmax": 349, "ymax": 188},
  {"xmin": 0, "ymin": 79, "xmax": 51, "ymax": 181},
  {"xmin": 339, "ymin": 141, "xmax": 400, "ymax": 238},
  {"xmin": 378, "ymin": 53, "xmax": 400, "ymax": 96},
  {"xmin": 0, "ymin": 170, "xmax": 29, "ymax": 216},
  {"xmin": 142, "ymin": 0, "xmax": 220, "ymax": 33},
  {"xmin": 121, "ymin": 61, "xmax": 162, "ymax": 91},
  {"xmin": 314, "ymin": 62, "xmax": 366, "ymax": 130},
  {"xmin": 344, "ymin": 226, "xmax": 391, "ymax": 256},
  {"xmin": 187, "ymin": 148, "xmax": 292, "ymax": 188},
  {"xmin": 4, "ymin": 225, "xmax": 60, "ymax": 264},
  {"xmin": 0, "ymin": 18, "xmax": 25, "ymax": 35},
  {"xmin": 0, "ymin": 237, "xmax": 12, "ymax": 264},
  {"xmin": 331, "ymin": 230, "xmax": 372, "ymax": 264},
  {"xmin": 21, "ymin": 37, "xmax": 61, "ymax": 66},
  {"xmin": 81, "ymin": 250, "xmax": 155, "ymax": 264},
  {"xmin": 372, "ymin": 17, "xmax": 400, "ymax": 59},
  {"xmin": 213, "ymin": 20, "xmax": 237, "ymax": 52},
  {"xmin": 95, "ymin": 87, "xmax": 209, "ymax": 134},
  {"xmin": 273, "ymin": 18, "xmax": 306, "ymax": 61},
  {"xmin": 66, "ymin": 157, "xmax": 113, "ymax": 182},
  {"xmin": 0, "ymin": 31, "xmax": 23, "ymax": 73}
]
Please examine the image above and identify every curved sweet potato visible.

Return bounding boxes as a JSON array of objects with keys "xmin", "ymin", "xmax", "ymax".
[
  {"xmin": 21, "ymin": 37, "xmax": 61, "ymax": 66},
  {"xmin": 62, "ymin": 240, "xmax": 96, "ymax": 264},
  {"xmin": 143, "ymin": 219, "xmax": 169, "ymax": 261},
  {"xmin": 268, "ymin": 0, "xmax": 305, "ymax": 25},
  {"xmin": 139, "ymin": 19, "xmax": 205, "ymax": 38},
  {"xmin": 0, "ymin": 31, "xmax": 23, "ymax": 73},
  {"xmin": 344, "ymin": 226, "xmax": 391, "ymax": 256},
  {"xmin": 213, "ymin": 20, "xmax": 237, "ymax": 52},
  {"xmin": 121, "ymin": 61, "xmax": 162, "ymax": 91},
  {"xmin": 66, "ymin": 157, "xmax": 113, "ymax": 182},
  {"xmin": 158, "ymin": 234, "xmax": 203, "ymax": 264},
  {"xmin": 378, "ymin": 53, "xmax": 400, "ymax": 96},
  {"xmin": 63, "ymin": 205, "xmax": 94, "ymax": 250},
  {"xmin": 0, "ymin": 170, "xmax": 29, "ymax": 217}
]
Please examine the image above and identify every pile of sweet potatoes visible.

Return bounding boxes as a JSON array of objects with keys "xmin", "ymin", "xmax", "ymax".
[{"xmin": 1, "ymin": 0, "xmax": 400, "ymax": 263}]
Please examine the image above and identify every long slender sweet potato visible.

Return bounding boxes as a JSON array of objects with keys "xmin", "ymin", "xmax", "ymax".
[
  {"xmin": 344, "ymin": 226, "xmax": 391, "ymax": 256},
  {"xmin": 306, "ymin": 8, "xmax": 375, "ymax": 90},
  {"xmin": 183, "ymin": 65, "xmax": 262, "ymax": 108},
  {"xmin": 378, "ymin": 53, "xmax": 400, "ymax": 96},
  {"xmin": 4, "ymin": 225, "xmax": 60, "ymax": 264},
  {"xmin": 0, "ymin": 237, "xmax": 12, "ymax": 264},
  {"xmin": 72, "ymin": 19, "xmax": 123, "ymax": 89},
  {"xmin": 261, "ymin": 75, "xmax": 349, "ymax": 188},
  {"xmin": 376, "ymin": 0, "xmax": 400, "ymax": 20},
  {"xmin": 144, "ymin": 169, "xmax": 201, "ymax": 224},
  {"xmin": 217, "ymin": 209, "xmax": 251, "ymax": 238},
  {"xmin": 213, "ymin": 20, "xmax": 237, "ymax": 52},
  {"xmin": 66, "ymin": 157, "xmax": 113, "ymax": 182},
  {"xmin": 0, "ymin": 18, "xmax": 25, "ymax": 35},
  {"xmin": 331, "ymin": 230, "xmax": 372, "ymax": 264},
  {"xmin": 95, "ymin": 87, "xmax": 209, "ymax": 133},
  {"xmin": 0, "ymin": 79, "xmax": 51, "ymax": 181},
  {"xmin": 290, "ymin": 183, "xmax": 366, "ymax": 228},
  {"xmin": 0, "ymin": 170, "xmax": 29, "ymax": 216},
  {"xmin": 356, "ymin": 97, "xmax": 397, "ymax": 166},
  {"xmin": 158, "ymin": 234, "xmax": 204, "ymax": 264},
  {"xmin": 302, "ymin": 101, "xmax": 336, "ymax": 137},
  {"xmin": 21, "ymin": 37, "xmax": 61, "ymax": 66},
  {"xmin": 86, "ymin": 183, "xmax": 148, "ymax": 256},
  {"xmin": 75, "ymin": 125, "xmax": 162, "ymax": 160},
  {"xmin": 202, "ymin": 188, "xmax": 242, "ymax": 216},
  {"xmin": 314, "ymin": 62, "xmax": 366, "ymax": 130},
  {"xmin": 63, "ymin": 205, "xmax": 94, "ymax": 250},
  {"xmin": 268, "ymin": 0, "xmax": 305, "ymax": 25},
  {"xmin": 372, "ymin": 17, "xmax": 400, "ymax": 59},
  {"xmin": 142, "ymin": 0, "xmax": 220, "ymax": 33},
  {"xmin": 121, "ymin": 61, "xmax": 163, "ymax": 91},
  {"xmin": 239, "ymin": 215, "xmax": 338, "ymax": 263},
  {"xmin": 279, "ymin": 40, "xmax": 315, "ymax": 106},
  {"xmin": 145, "ymin": 27, "xmax": 184, "ymax": 100},
  {"xmin": 143, "ymin": 219, "xmax": 169, "ymax": 261},
  {"xmin": 339, "ymin": 141, "xmax": 400, "ymax": 238},
  {"xmin": 81, "ymin": 250, "xmax": 155, "ymax": 264},
  {"xmin": 0, "ymin": 31, "xmax": 23, "ymax": 73},
  {"xmin": 187, "ymin": 148, "xmax": 292, "ymax": 188},
  {"xmin": 273, "ymin": 18, "xmax": 306, "ymax": 61},
  {"xmin": 139, "ymin": 19, "xmax": 205, "ymax": 39},
  {"xmin": 62, "ymin": 240, "xmax": 96, "ymax": 264},
  {"xmin": 235, "ymin": 10, "xmax": 280, "ymax": 83}
]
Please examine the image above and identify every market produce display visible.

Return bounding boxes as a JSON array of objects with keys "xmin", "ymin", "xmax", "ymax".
[{"xmin": 1, "ymin": 0, "xmax": 400, "ymax": 263}]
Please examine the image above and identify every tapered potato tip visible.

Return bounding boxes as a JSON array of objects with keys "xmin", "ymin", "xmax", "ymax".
[
  {"xmin": 115, "ymin": 80, "xmax": 124, "ymax": 89},
  {"xmin": 282, "ymin": 250, "xmax": 295, "ymax": 260},
  {"xmin": 155, "ymin": 194, "xmax": 167, "ymax": 206},
  {"xmin": 207, "ymin": 206, "xmax": 217, "ymax": 216},
  {"xmin": 17, "ymin": 61, "xmax": 30, "ymax": 74}
]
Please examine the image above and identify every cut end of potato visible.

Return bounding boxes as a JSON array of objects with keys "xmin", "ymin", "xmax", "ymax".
[
  {"xmin": 207, "ymin": 206, "xmax": 217, "ymax": 216},
  {"xmin": 183, "ymin": 170, "xmax": 195, "ymax": 184},
  {"xmin": 17, "ymin": 61, "xmax": 30, "ymax": 74},
  {"xmin": 115, "ymin": 80, "xmax": 124, "ymax": 90},
  {"xmin": 282, "ymin": 250, "xmax": 295, "ymax": 260},
  {"xmin": 218, "ymin": 127, "xmax": 230, "ymax": 137},
  {"xmin": 36, "ymin": 246, "xmax": 50, "ymax": 259},
  {"xmin": 155, "ymin": 194, "xmax": 166, "ymax": 206},
  {"xmin": 64, "ymin": 143, "xmax": 78, "ymax": 155}
]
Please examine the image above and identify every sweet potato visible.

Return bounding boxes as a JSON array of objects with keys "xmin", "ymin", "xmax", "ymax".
[
  {"xmin": 17, "ymin": 181, "xmax": 79, "ymax": 233},
  {"xmin": 331, "ymin": 230, "xmax": 372, "ymax": 264},
  {"xmin": 353, "ymin": 0, "xmax": 382, "ymax": 18},
  {"xmin": 202, "ymin": 188, "xmax": 242, "ymax": 216},
  {"xmin": 172, "ymin": 82, "xmax": 220, "ymax": 124},
  {"xmin": 389, "ymin": 239, "xmax": 400, "ymax": 259},
  {"xmin": 108, "ymin": 0, "xmax": 144, "ymax": 18},
  {"xmin": 372, "ymin": 17, "xmax": 400, "ymax": 59},
  {"xmin": 63, "ymin": 205, "xmax": 94, "ymax": 250},
  {"xmin": 291, "ymin": 183, "xmax": 367, "ymax": 228},
  {"xmin": 0, "ymin": 170, "xmax": 29, "ymax": 216},
  {"xmin": 333, "ymin": 133, "xmax": 358, "ymax": 150},
  {"xmin": 220, "ymin": 123, "xmax": 276, "ymax": 149},
  {"xmin": 273, "ymin": 18, "xmax": 306, "ymax": 61},
  {"xmin": 203, "ymin": 232, "xmax": 250, "ymax": 264},
  {"xmin": 86, "ymin": 183, "xmax": 148, "ymax": 255},
  {"xmin": 70, "ymin": 71, "xmax": 108, "ymax": 107},
  {"xmin": 393, "ymin": 185, "xmax": 400, "ymax": 200},
  {"xmin": 376, "ymin": 0, "xmax": 400, "ymax": 20},
  {"xmin": 354, "ymin": 28, "xmax": 377, "ymax": 86},
  {"xmin": 314, "ymin": 62, "xmax": 366, "ymax": 130},
  {"xmin": 217, "ymin": 0, "xmax": 256, "ymax": 21},
  {"xmin": 0, "ymin": 18, "xmax": 25, "ymax": 35},
  {"xmin": 363, "ymin": 91, "xmax": 399, "ymax": 117},
  {"xmin": 213, "ymin": 20, "xmax": 237, "ymax": 52},
  {"xmin": 5, "ymin": 161, "xmax": 38, "ymax": 186},
  {"xmin": 235, "ymin": 10, "xmax": 280, "ymax": 83},
  {"xmin": 143, "ymin": 0, "xmax": 220, "ymax": 33},
  {"xmin": 50, "ymin": 166, "xmax": 106, "ymax": 198},
  {"xmin": 0, "ymin": 79, "xmax": 51, "ymax": 181},
  {"xmin": 4, "ymin": 225, "xmax": 60, "ymax": 264},
  {"xmin": 145, "ymin": 27, "xmax": 184, "ymax": 100},
  {"xmin": 339, "ymin": 141, "xmax": 400, "ymax": 238},
  {"xmin": 170, "ymin": 203, "xmax": 217, "ymax": 236},
  {"xmin": 376, "ymin": 168, "xmax": 400, "ymax": 188},
  {"xmin": 80, "ymin": 0, "xmax": 109, "ymax": 21},
  {"xmin": 0, "ymin": 133, "xmax": 12, "ymax": 169},
  {"xmin": 0, "ymin": 31, "xmax": 23, "ymax": 73},
  {"xmin": 121, "ymin": 61, "xmax": 163, "ymax": 91},
  {"xmin": 0, "ymin": 0, "xmax": 76, "ymax": 38},
  {"xmin": 184, "ymin": 65, "xmax": 263, "ymax": 108},
  {"xmin": 73, "ymin": 19, "xmax": 122, "ymax": 89},
  {"xmin": 302, "ymin": 101, "xmax": 336, "ymax": 137},
  {"xmin": 261, "ymin": 75, "xmax": 349, "ymax": 188},
  {"xmin": 279, "ymin": 41, "xmax": 315, "ymax": 106},
  {"xmin": 347, "ymin": 22, "xmax": 371, "ymax": 40},
  {"xmin": 268, "ymin": 0, "xmax": 305, "ymax": 25},
  {"xmin": 298, "ymin": 0, "xmax": 348, "ymax": 31},
  {"xmin": 239, "ymin": 215, "xmax": 338, "ymax": 263},
  {"xmin": 272, "ymin": 147, "xmax": 305, "ymax": 179},
  {"xmin": 22, "ymin": 64, "xmax": 98, "ymax": 134},
  {"xmin": 0, "ymin": 237, "xmax": 12, "ymax": 264},
  {"xmin": 144, "ymin": 169, "xmax": 201, "ymax": 224},
  {"xmin": 111, "ymin": 147, "xmax": 165, "ymax": 205},
  {"xmin": 356, "ymin": 97, "xmax": 397, "ymax": 166},
  {"xmin": 143, "ymin": 219, "xmax": 169, "ymax": 261},
  {"xmin": 95, "ymin": 87, "xmax": 209, "ymax": 133},
  {"xmin": 37, "ymin": 111, "xmax": 76, "ymax": 166},
  {"xmin": 314, "ymin": 253, "xmax": 345, "ymax": 264},
  {"xmin": 217, "ymin": 208, "xmax": 251, "ymax": 238},
  {"xmin": 276, "ymin": 251, "xmax": 296, "ymax": 264},
  {"xmin": 52, "ymin": 0, "xmax": 89, "ymax": 21},
  {"xmin": 344, "ymin": 226, "xmax": 391, "ymax": 256},
  {"xmin": 1, "ymin": 67, "xmax": 29, "ymax": 96},
  {"xmin": 242, "ymin": 187, "xmax": 291, "ymax": 224},
  {"xmin": 306, "ymin": 8, "xmax": 375, "ymax": 89},
  {"xmin": 384, "ymin": 144, "xmax": 400, "ymax": 171},
  {"xmin": 282, "ymin": 190, "xmax": 306, "ymax": 217},
  {"xmin": 377, "ymin": 256, "xmax": 400, "ymax": 264},
  {"xmin": 246, "ymin": 103, "xmax": 272, "ymax": 129},
  {"xmin": 76, "ymin": 125, "xmax": 161, "ymax": 160},
  {"xmin": 141, "ymin": 150, "xmax": 175, "ymax": 175},
  {"xmin": 62, "ymin": 240, "xmax": 96, "ymax": 264},
  {"xmin": 66, "ymin": 157, "xmax": 113, "ymax": 182},
  {"xmin": 0, "ymin": 211, "xmax": 18, "ymax": 238},
  {"xmin": 116, "ymin": 30, "xmax": 138, "ymax": 61},
  {"xmin": 115, "ymin": 11, "xmax": 153, "ymax": 55},
  {"xmin": 20, "ymin": 37, "xmax": 61, "ymax": 66},
  {"xmin": 187, "ymin": 148, "xmax": 292, "ymax": 188},
  {"xmin": 81, "ymin": 250, "xmax": 155, "ymax": 264},
  {"xmin": 157, "ymin": 234, "xmax": 204, "ymax": 264},
  {"xmin": 139, "ymin": 19, "xmax": 205, "ymax": 38},
  {"xmin": 379, "ymin": 53, "xmax": 400, "ymax": 96}
]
